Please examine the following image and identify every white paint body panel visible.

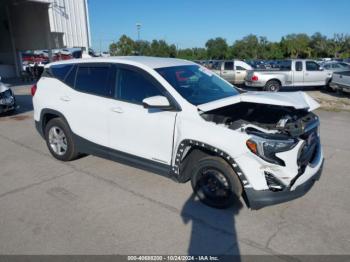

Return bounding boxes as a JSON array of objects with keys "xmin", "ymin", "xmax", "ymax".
[
  {"xmin": 108, "ymin": 99, "xmax": 176, "ymax": 164},
  {"xmin": 33, "ymin": 56, "xmax": 324, "ymax": 194}
]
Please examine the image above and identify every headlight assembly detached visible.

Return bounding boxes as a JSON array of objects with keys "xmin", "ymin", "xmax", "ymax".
[{"xmin": 246, "ymin": 136, "xmax": 298, "ymax": 166}]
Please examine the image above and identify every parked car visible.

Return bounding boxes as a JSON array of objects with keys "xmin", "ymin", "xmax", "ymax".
[
  {"xmin": 246, "ymin": 60, "xmax": 268, "ymax": 69},
  {"xmin": 322, "ymin": 61, "xmax": 350, "ymax": 72},
  {"xmin": 329, "ymin": 71, "xmax": 350, "ymax": 93},
  {"xmin": 33, "ymin": 57, "xmax": 324, "ymax": 209},
  {"xmin": 245, "ymin": 59, "xmax": 332, "ymax": 91},
  {"xmin": 211, "ymin": 60, "xmax": 252, "ymax": 84},
  {"xmin": 0, "ymin": 77, "xmax": 16, "ymax": 114}
]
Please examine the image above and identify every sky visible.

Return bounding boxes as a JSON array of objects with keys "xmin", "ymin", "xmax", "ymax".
[{"xmin": 88, "ymin": 0, "xmax": 350, "ymax": 52}]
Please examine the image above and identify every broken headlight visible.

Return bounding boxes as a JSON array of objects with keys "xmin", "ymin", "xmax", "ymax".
[{"xmin": 246, "ymin": 136, "xmax": 298, "ymax": 166}]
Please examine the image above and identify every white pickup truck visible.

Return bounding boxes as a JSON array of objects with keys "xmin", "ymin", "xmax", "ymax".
[
  {"xmin": 245, "ymin": 59, "xmax": 332, "ymax": 91},
  {"xmin": 211, "ymin": 60, "xmax": 252, "ymax": 84}
]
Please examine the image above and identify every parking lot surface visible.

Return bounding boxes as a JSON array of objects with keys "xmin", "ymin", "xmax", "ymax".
[{"xmin": 0, "ymin": 85, "xmax": 350, "ymax": 257}]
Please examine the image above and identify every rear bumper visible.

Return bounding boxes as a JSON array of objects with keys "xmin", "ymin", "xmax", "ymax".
[
  {"xmin": 245, "ymin": 159, "xmax": 324, "ymax": 210},
  {"xmin": 244, "ymin": 80, "xmax": 264, "ymax": 87}
]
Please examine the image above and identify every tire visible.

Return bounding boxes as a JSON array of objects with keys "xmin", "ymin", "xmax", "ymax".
[
  {"xmin": 264, "ymin": 80, "xmax": 281, "ymax": 92},
  {"xmin": 191, "ymin": 156, "xmax": 243, "ymax": 209},
  {"xmin": 324, "ymin": 79, "xmax": 334, "ymax": 92},
  {"xmin": 44, "ymin": 118, "xmax": 79, "ymax": 161}
]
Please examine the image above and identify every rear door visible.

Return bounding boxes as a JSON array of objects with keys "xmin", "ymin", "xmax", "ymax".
[
  {"xmin": 60, "ymin": 63, "xmax": 113, "ymax": 147},
  {"xmin": 221, "ymin": 61, "xmax": 235, "ymax": 82},
  {"xmin": 304, "ymin": 61, "xmax": 326, "ymax": 86},
  {"xmin": 293, "ymin": 61, "xmax": 304, "ymax": 86}
]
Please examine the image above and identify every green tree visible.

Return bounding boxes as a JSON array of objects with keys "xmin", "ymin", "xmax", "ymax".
[
  {"xmin": 231, "ymin": 34, "xmax": 260, "ymax": 59},
  {"xmin": 110, "ymin": 35, "xmax": 135, "ymax": 56},
  {"xmin": 281, "ymin": 34, "xmax": 311, "ymax": 58},
  {"xmin": 149, "ymin": 40, "xmax": 175, "ymax": 57},
  {"xmin": 134, "ymin": 40, "xmax": 151, "ymax": 56},
  {"xmin": 205, "ymin": 37, "xmax": 229, "ymax": 59},
  {"xmin": 265, "ymin": 42, "xmax": 284, "ymax": 59},
  {"xmin": 310, "ymin": 32, "xmax": 329, "ymax": 58},
  {"xmin": 328, "ymin": 33, "xmax": 350, "ymax": 58}
]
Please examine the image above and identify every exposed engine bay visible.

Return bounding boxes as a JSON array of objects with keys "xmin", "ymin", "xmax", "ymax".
[{"xmin": 200, "ymin": 102, "xmax": 319, "ymax": 138}]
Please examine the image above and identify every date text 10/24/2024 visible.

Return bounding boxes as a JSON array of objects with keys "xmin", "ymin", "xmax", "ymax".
[{"xmin": 127, "ymin": 256, "xmax": 220, "ymax": 261}]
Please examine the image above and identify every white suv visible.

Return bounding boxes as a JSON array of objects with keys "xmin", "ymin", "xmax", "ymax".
[{"xmin": 33, "ymin": 56, "xmax": 324, "ymax": 209}]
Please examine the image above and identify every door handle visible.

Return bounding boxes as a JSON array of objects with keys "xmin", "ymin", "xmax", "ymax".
[
  {"xmin": 111, "ymin": 107, "xmax": 123, "ymax": 113},
  {"xmin": 305, "ymin": 73, "xmax": 309, "ymax": 76},
  {"xmin": 236, "ymin": 72, "xmax": 241, "ymax": 74},
  {"xmin": 60, "ymin": 96, "xmax": 71, "ymax": 102}
]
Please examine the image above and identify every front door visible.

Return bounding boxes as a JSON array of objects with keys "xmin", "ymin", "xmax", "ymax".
[
  {"xmin": 304, "ymin": 61, "xmax": 326, "ymax": 86},
  {"xmin": 108, "ymin": 65, "xmax": 177, "ymax": 165}
]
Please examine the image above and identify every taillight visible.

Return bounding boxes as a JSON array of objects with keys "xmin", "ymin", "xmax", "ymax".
[
  {"xmin": 31, "ymin": 84, "xmax": 37, "ymax": 96},
  {"xmin": 251, "ymin": 75, "xmax": 259, "ymax": 81}
]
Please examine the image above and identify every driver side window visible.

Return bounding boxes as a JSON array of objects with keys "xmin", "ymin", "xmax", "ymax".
[
  {"xmin": 306, "ymin": 61, "xmax": 320, "ymax": 71},
  {"xmin": 115, "ymin": 67, "xmax": 163, "ymax": 104}
]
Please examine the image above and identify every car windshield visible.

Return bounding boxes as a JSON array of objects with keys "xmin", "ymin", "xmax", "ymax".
[{"xmin": 156, "ymin": 65, "xmax": 239, "ymax": 105}]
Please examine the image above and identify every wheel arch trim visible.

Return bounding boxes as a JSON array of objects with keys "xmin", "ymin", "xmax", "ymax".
[
  {"xmin": 38, "ymin": 108, "xmax": 71, "ymax": 136},
  {"xmin": 172, "ymin": 139, "xmax": 251, "ymax": 188}
]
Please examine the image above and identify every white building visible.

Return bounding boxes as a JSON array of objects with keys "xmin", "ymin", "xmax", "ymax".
[{"xmin": 0, "ymin": 0, "xmax": 91, "ymax": 78}]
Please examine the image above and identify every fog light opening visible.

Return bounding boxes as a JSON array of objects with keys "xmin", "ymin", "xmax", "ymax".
[{"xmin": 264, "ymin": 172, "xmax": 285, "ymax": 192}]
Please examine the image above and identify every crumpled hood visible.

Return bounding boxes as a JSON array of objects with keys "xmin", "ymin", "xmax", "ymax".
[{"xmin": 197, "ymin": 91, "xmax": 320, "ymax": 112}]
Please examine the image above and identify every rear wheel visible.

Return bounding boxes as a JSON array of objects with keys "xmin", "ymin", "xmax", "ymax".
[
  {"xmin": 264, "ymin": 80, "xmax": 281, "ymax": 92},
  {"xmin": 191, "ymin": 156, "xmax": 242, "ymax": 209},
  {"xmin": 44, "ymin": 118, "xmax": 79, "ymax": 161}
]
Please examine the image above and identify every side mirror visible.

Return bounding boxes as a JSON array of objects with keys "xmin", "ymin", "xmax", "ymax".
[
  {"xmin": 142, "ymin": 95, "xmax": 172, "ymax": 110},
  {"xmin": 319, "ymin": 67, "xmax": 324, "ymax": 71}
]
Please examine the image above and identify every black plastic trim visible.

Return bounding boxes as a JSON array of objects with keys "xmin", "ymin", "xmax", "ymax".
[
  {"xmin": 35, "ymin": 120, "xmax": 44, "ymax": 138},
  {"xmin": 36, "ymin": 109, "xmax": 71, "ymax": 137},
  {"xmin": 73, "ymin": 133, "xmax": 172, "ymax": 178},
  {"xmin": 245, "ymin": 160, "xmax": 323, "ymax": 210},
  {"xmin": 172, "ymin": 139, "xmax": 251, "ymax": 187}
]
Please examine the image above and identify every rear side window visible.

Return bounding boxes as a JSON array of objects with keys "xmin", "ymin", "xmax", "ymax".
[
  {"xmin": 306, "ymin": 61, "xmax": 320, "ymax": 71},
  {"xmin": 64, "ymin": 65, "xmax": 77, "ymax": 88},
  {"xmin": 115, "ymin": 68, "xmax": 163, "ymax": 104},
  {"xmin": 75, "ymin": 65, "xmax": 112, "ymax": 97},
  {"xmin": 235, "ymin": 66, "xmax": 246, "ymax": 70},
  {"xmin": 279, "ymin": 60, "xmax": 292, "ymax": 70},
  {"xmin": 51, "ymin": 64, "xmax": 73, "ymax": 81},
  {"xmin": 224, "ymin": 62, "xmax": 234, "ymax": 70},
  {"xmin": 295, "ymin": 61, "xmax": 303, "ymax": 71}
]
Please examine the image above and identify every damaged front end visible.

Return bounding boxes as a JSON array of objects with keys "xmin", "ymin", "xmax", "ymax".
[
  {"xmin": 0, "ymin": 83, "xmax": 16, "ymax": 114},
  {"xmin": 199, "ymin": 95, "xmax": 323, "ymax": 208}
]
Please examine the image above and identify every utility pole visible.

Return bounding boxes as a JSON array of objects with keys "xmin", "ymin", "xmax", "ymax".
[{"xmin": 136, "ymin": 23, "xmax": 142, "ymax": 42}]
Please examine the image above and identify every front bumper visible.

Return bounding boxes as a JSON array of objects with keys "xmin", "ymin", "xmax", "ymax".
[
  {"xmin": 245, "ymin": 159, "xmax": 324, "ymax": 209},
  {"xmin": 329, "ymin": 82, "xmax": 350, "ymax": 92},
  {"xmin": 0, "ymin": 91, "xmax": 16, "ymax": 114}
]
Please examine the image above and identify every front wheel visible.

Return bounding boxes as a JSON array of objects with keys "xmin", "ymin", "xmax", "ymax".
[
  {"xmin": 191, "ymin": 156, "xmax": 243, "ymax": 209},
  {"xmin": 264, "ymin": 80, "xmax": 281, "ymax": 92}
]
